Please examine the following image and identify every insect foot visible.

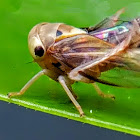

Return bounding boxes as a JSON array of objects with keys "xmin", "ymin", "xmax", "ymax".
[
  {"xmin": 101, "ymin": 94, "xmax": 116, "ymax": 100},
  {"xmin": 80, "ymin": 113, "xmax": 85, "ymax": 117},
  {"xmin": 76, "ymin": 105, "xmax": 85, "ymax": 117},
  {"xmin": 7, "ymin": 92, "xmax": 21, "ymax": 98}
]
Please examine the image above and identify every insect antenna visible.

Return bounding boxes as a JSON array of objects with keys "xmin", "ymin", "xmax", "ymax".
[{"xmin": 25, "ymin": 60, "xmax": 35, "ymax": 64}]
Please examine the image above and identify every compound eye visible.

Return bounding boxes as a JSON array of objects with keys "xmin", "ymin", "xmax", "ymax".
[
  {"xmin": 34, "ymin": 46, "xmax": 44, "ymax": 57},
  {"xmin": 56, "ymin": 30, "xmax": 62, "ymax": 36}
]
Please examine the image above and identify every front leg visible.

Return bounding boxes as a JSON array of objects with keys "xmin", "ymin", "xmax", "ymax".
[
  {"xmin": 8, "ymin": 69, "xmax": 51, "ymax": 98},
  {"xmin": 58, "ymin": 75, "xmax": 84, "ymax": 117}
]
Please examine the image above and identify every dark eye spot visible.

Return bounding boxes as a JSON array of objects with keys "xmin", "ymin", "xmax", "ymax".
[
  {"xmin": 34, "ymin": 46, "xmax": 44, "ymax": 57},
  {"xmin": 56, "ymin": 30, "xmax": 62, "ymax": 36},
  {"xmin": 52, "ymin": 62, "xmax": 61, "ymax": 68},
  {"xmin": 138, "ymin": 44, "xmax": 140, "ymax": 48}
]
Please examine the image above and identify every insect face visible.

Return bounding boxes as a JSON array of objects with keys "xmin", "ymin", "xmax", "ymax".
[
  {"xmin": 28, "ymin": 22, "xmax": 60, "ymax": 60},
  {"xmin": 28, "ymin": 22, "xmax": 86, "ymax": 61}
]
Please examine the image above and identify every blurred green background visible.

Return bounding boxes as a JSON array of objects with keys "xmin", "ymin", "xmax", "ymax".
[{"xmin": 0, "ymin": 0, "xmax": 140, "ymax": 136}]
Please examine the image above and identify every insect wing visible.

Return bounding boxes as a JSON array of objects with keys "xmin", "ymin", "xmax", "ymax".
[
  {"xmin": 99, "ymin": 67, "xmax": 140, "ymax": 88},
  {"xmin": 50, "ymin": 34, "xmax": 114, "ymax": 71},
  {"xmin": 101, "ymin": 46, "xmax": 140, "ymax": 88}
]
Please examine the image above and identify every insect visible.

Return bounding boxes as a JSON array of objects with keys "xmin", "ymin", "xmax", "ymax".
[{"xmin": 8, "ymin": 9, "xmax": 140, "ymax": 116}]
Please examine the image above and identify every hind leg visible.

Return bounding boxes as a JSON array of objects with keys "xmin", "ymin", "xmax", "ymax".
[{"xmin": 92, "ymin": 83, "xmax": 115, "ymax": 100}]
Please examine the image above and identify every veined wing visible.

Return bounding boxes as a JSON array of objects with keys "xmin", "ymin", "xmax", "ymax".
[
  {"xmin": 50, "ymin": 34, "xmax": 115, "ymax": 71},
  {"xmin": 80, "ymin": 47, "xmax": 140, "ymax": 88},
  {"xmin": 98, "ymin": 68, "xmax": 140, "ymax": 88}
]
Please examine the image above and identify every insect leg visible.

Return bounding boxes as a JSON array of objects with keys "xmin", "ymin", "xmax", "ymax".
[
  {"xmin": 87, "ymin": 8, "xmax": 125, "ymax": 32},
  {"xmin": 110, "ymin": 8, "xmax": 125, "ymax": 26},
  {"xmin": 92, "ymin": 83, "xmax": 115, "ymax": 100},
  {"xmin": 67, "ymin": 84, "xmax": 78, "ymax": 100},
  {"xmin": 8, "ymin": 69, "xmax": 48, "ymax": 98},
  {"xmin": 58, "ymin": 75, "xmax": 84, "ymax": 116}
]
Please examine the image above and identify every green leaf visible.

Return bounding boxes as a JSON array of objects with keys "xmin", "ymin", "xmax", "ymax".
[{"xmin": 1, "ymin": 0, "xmax": 140, "ymax": 136}]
